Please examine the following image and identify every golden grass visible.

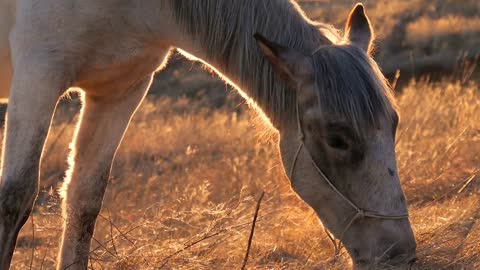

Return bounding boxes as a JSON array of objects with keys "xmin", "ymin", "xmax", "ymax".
[
  {"xmin": 406, "ymin": 16, "xmax": 480, "ymax": 43},
  {"xmin": 7, "ymin": 77, "xmax": 480, "ymax": 270}
]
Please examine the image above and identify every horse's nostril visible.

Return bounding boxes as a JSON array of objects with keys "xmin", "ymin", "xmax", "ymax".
[
  {"xmin": 386, "ymin": 246, "xmax": 406, "ymax": 261},
  {"xmin": 352, "ymin": 248, "xmax": 360, "ymax": 258},
  {"xmin": 377, "ymin": 242, "xmax": 416, "ymax": 266},
  {"xmin": 354, "ymin": 258, "xmax": 370, "ymax": 266}
]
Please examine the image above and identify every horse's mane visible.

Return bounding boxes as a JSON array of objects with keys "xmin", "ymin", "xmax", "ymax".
[{"xmin": 169, "ymin": 0, "xmax": 396, "ymax": 135}]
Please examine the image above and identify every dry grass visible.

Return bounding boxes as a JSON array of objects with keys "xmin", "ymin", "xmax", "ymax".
[
  {"xmin": 406, "ymin": 16, "xmax": 480, "ymax": 46},
  {"xmin": 7, "ymin": 76, "xmax": 480, "ymax": 270}
]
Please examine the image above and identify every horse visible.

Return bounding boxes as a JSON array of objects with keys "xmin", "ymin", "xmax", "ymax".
[{"xmin": 0, "ymin": 0, "xmax": 416, "ymax": 269}]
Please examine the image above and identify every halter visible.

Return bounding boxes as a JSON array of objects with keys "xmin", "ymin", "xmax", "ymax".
[{"xmin": 288, "ymin": 102, "xmax": 409, "ymax": 243}]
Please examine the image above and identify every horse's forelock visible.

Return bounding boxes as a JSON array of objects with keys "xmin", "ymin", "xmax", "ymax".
[{"xmin": 311, "ymin": 45, "xmax": 396, "ymax": 139}]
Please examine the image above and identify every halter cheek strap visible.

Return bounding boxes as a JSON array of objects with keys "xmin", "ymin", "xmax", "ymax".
[{"xmin": 288, "ymin": 102, "xmax": 408, "ymax": 243}]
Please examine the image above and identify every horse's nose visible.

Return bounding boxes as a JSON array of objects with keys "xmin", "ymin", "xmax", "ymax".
[
  {"xmin": 379, "ymin": 237, "xmax": 417, "ymax": 266},
  {"xmin": 352, "ymin": 243, "xmax": 416, "ymax": 269}
]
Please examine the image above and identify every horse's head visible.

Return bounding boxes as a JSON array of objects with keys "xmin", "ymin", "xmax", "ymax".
[{"xmin": 255, "ymin": 4, "xmax": 416, "ymax": 269}]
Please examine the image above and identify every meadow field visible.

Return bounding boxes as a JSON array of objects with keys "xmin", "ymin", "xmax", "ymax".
[{"xmin": 6, "ymin": 1, "xmax": 480, "ymax": 269}]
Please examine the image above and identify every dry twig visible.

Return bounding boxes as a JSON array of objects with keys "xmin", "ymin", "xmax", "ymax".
[
  {"xmin": 29, "ymin": 214, "xmax": 35, "ymax": 270},
  {"xmin": 241, "ymin": 191, "xmax": 265, "ymax": 270}
]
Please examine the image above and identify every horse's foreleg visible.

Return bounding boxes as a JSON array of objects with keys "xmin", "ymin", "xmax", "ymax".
[
  {"xmin": 0, "ymin": 56, "xmax": 66, "ymax": 268},
  {"xmin": 58, "ymin": 75, "xmax": 153, "ymax": 270}
]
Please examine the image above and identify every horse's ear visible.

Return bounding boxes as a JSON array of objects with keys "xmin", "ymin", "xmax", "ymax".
[
  {"xmin": 345, "ymin": 3, "xmax": 374, "ymax": 54},
  {"xmin": 254, "ymin": 33, "xmax": 313, "ymax": 85}
]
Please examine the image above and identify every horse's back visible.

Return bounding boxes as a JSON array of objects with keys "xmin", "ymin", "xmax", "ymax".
[
  {"xmin": 0, "ymin": 0, "xmax": 175, "ymax": 102},
  {"xmin": 0, "ymin": 0, "xmax": 15, "ymax": 102}
]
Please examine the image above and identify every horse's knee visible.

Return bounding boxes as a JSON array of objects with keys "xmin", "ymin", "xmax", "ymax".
[
  {"xmin": 61, "ymin": 167, "xmax": 110, "ymax": 229},
  {"xmin": 0, "ymin": 165, "xmax": 39, "ymax": 225},
  {"xmin": 63, "ymin": 165, "xmax": 110, "ymax": 202},
  {"xmin": 0, "ymin": 168, "xmax": 39, "ymax": 270},
  {"xmin": 76, "ymin": 203, "xmax": 103, "ymax": 239}
]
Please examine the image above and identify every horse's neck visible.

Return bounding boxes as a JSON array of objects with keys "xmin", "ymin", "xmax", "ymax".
[{"xmin": 168, "ymin": 0, "xmax": 327, "ymax": 128}]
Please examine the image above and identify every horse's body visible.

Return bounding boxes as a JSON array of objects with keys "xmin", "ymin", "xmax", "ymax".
[{"xmin": 0, "ymin": 1, "xmax": 416, "ymax": 269}]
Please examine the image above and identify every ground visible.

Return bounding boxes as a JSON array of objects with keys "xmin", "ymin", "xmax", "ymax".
[{"xmin": 6, "ymin": 1, "xmax": 480, "ymax": 269}]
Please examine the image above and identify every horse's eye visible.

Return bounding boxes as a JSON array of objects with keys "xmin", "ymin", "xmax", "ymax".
[{"xmin": 327, "ymin": 135, "xmax": 349, "ymax": 150}]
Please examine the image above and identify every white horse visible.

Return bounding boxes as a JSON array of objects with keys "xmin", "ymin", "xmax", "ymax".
[{"xmin": 0, "ymin": 1, "xmax": 416, "ymax": 269}]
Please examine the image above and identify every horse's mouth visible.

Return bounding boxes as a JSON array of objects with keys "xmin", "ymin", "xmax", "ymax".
[{"xmin": 353, "ymin": 255, "xmax": 417, "ymax": 270}]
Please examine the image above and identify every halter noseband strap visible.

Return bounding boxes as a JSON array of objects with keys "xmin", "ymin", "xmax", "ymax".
[{"xmin": 289, "ymin": 102, "xmax": 409, "ymax": 242}]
